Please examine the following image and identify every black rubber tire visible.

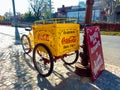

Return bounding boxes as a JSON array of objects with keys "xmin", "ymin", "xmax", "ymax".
[
  {"xmin": 62, "ymin": 50, "xmax": 79, "ymax": 65},
  {"xmin": 21, "ymin": 34, "xmax": 31, "ymax": 54},
  {"xmin": 33, "ymin": 43, "xmax": 54, "ymax": 77}
]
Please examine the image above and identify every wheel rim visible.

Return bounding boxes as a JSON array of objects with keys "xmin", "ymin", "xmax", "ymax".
[
  {"xmin": 62, "ymin": 50, "xmax": 78, "ymax": 65},
  {"xmin": 33, "ymin": 44, "xmax": 53, "ymax": 77},
  {"xmin": 21, "ymin": 35, "xmax": 31, "ymax": 53}
]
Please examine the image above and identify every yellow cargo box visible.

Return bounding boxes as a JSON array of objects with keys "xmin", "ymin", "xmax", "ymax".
[{"xmin": 32, "ymin": 22, "xmax": 80, "ymax": 56}]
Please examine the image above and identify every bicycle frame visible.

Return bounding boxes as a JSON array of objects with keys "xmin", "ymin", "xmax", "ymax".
[{"xmin": 27, "ymin": 30, "xmax": 34, "ymax": 49}]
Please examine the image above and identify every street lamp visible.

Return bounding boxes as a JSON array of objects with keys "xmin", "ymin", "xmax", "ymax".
[{"xmin": 12, "ymin": 0, "xmax": 21, "ymax": 44}]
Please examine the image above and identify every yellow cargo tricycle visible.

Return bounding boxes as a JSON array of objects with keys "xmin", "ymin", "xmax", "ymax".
[{"xmin": 21, "ymin": 18, "xmax": 80, "ymax": 77}]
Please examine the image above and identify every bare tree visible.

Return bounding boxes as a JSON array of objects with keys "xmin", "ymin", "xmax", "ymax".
[
  {"xmin": 94, "ymin": 0, "xmax": 118, "ymax": 22},
  {"xmin": 29, "ymin": 0, "xmax": 50, "ymax": 19}
]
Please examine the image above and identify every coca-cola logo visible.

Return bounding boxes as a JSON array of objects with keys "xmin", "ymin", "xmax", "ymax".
[
  {"xmin": 61, "ymin": 36, "xmax": 76, "ymax": 44},
  {"xmin": 38, "ymin": 33, "xmax": 49, "ymax": 41}
]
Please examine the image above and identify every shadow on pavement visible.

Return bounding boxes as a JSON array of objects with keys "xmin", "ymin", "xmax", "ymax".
[
  {"xmin": 55, "ymin": 70, "xmax": 120, "ymax": 90},
  {"xmin": 37, "ymin": 74, "xmax": 54, "ymax": 90},
  {"xmin": 63, "ymin": 63, "xmax": 75, "ymax": 72},
  {"xmin": 93, "ymin": 70, "xmax": 120, "ymax": 90},
  {"xmin": 9, "ymin": 46, "xmax": 33, "ymax": 90},
  {"xmin": 54, "ymin": 64, "xmax": 120, "ymax": 90},
  {"xmin": 8, "ymin": 45, "xmax": 120, "ymax": 90},
  {"xmin": 36, "ymin": 60, "xmax": 120, "ymax": 90},
  {"xmin": 23, "ymin": 53, "xmax": 35, "ymax": 70}
]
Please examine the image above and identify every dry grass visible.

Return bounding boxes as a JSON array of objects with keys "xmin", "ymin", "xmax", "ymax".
[
  {"xmin": 80, "ymin": 30, "xmax": 120, "ymax": 36},
  {"xmin": 100, "ymin": 31, "xmax": 120, "ymax": 36}
]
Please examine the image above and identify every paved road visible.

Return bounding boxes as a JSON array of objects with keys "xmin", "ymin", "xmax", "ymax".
[{"xmin": 101, "ymin": 35, "xmax": 120, "ymax": 67}]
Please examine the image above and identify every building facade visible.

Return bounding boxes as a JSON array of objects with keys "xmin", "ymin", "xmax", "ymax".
[{"xmin": 54, "ymin": 0, "xmax": 120, "ymax": 23}]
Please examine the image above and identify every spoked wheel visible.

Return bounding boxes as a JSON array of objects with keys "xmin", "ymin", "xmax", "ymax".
[
  {"xmin": 33, "ymin": 43, "xmax": 54, "ymax": 77},
  {"xmin": 21, "ymin": 34, "xmax": 31, "ymax": 54},
  {"xmin": 62, "ymin": 50, "xmax": 79, "ymax": 65}
]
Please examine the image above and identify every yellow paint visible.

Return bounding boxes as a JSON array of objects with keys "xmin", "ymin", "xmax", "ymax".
[{"xmin": 32, "ymin": 23, "xmax": 80, "ymax": 56}]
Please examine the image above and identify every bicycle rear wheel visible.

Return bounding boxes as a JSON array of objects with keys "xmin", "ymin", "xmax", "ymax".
[{"xmin": 33, "ymin": 43, "xmax": 54, "ymax": 77}]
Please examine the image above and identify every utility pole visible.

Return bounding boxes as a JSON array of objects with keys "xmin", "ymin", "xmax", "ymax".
[
  {"xmin": 81, "ymin": 0, "xmax": 94, "ymax": 66},
  {"xmin": 75, "ymin": 0, "xmax": 95, "ymax": 77},
  {"xmin": 85, "ymin": 0, "xmax": 94, "ymax": 24},
  {"xmin": 12, "ymin": 0, "xmax": 21, "ymax": 44}
]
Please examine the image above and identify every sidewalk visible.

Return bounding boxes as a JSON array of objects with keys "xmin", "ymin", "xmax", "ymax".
[{"xmin": 0, "ymin": 29, "xmax": 120, "ymax": 90}]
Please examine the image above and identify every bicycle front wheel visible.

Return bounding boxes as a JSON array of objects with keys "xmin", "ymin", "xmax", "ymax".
[
  {"xmin": 62, "ymin": 50, "xmax": 79, "ymax": 65},
  {"xmin": 21, "ymin": 34, "xmax": 31, "ymax": 54}
]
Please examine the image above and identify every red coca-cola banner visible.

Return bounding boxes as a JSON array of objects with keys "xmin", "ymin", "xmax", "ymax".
[{"xmin": 85, "ymin": 26, "xmax": 105, "ymax": 81}]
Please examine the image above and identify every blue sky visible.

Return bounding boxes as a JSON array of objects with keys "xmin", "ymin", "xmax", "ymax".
[{"xmin": 0, "ymin": 0, "xmax": 86, "ymax": 15}]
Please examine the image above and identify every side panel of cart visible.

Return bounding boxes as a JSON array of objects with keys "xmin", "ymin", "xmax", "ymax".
[{"xmin": 32, "ymin": 23, "xmax": 80, "ymax": 56}]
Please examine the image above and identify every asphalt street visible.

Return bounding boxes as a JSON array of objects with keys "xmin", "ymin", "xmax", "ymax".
[{"xmin": 101, "ymin": 35, "xmax": 120, "ymax": 67}]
